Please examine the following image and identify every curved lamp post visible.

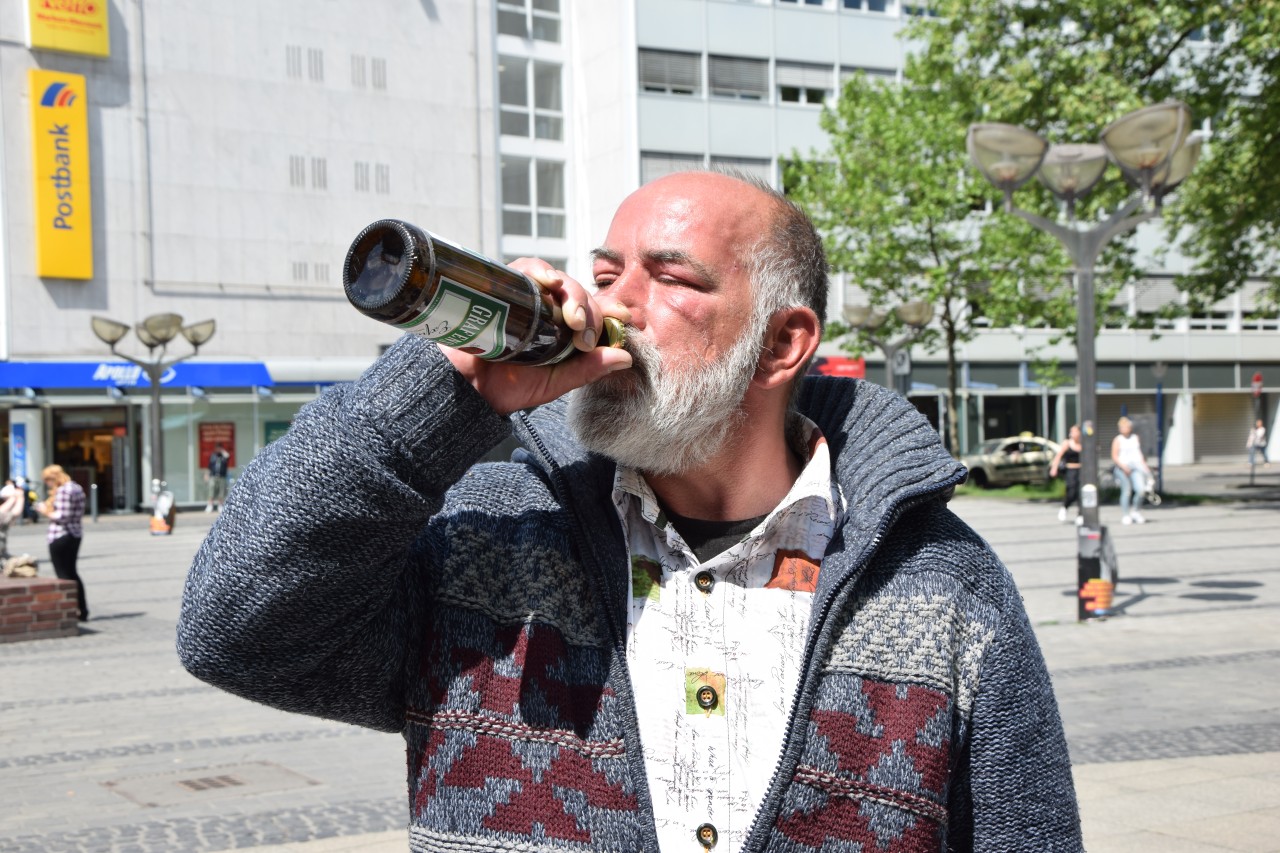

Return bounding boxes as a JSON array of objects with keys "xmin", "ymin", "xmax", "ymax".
[
  {"xmin": 91, "ymin": 314, "xmax": 216, "ymax": 499},
  {"xmin": 968, "ymin": 101, "xmax": 1200, "ymax": 618},
  {"xmin": 843, "ymin": 299, "xmax": 934, "ymax": 397}
]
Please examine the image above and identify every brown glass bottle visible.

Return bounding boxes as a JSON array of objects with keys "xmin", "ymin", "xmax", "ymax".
[{"xmin": 343, "ymin": 219, "xmax": 621, "ymax": 366}]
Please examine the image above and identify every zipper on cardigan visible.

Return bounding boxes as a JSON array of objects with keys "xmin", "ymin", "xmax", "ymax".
[
  {"xmin": 739, "ymin": 474, "xmax": 966, "ymax": 852},
  {"xmin": 515, "ymin": 413, "xmax": 662, "ymax": 850}
]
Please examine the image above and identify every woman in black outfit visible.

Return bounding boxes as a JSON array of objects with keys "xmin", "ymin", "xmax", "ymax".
[{"xmin": 1050, "ymin": 424, "xmax": 1083, "ymax": 524}]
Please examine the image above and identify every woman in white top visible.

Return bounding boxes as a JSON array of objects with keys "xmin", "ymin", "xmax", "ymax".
[
  {"xmin": 1111, "ymin": 416, "xmax": 1152, "ymax": 524},
  {"xmin": 1246, "ymin": 419, "xmax": 1268, "ymax": 467}
]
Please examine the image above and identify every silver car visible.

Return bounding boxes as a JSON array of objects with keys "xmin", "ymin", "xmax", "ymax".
[{"xmin": 961, "ymin": 435, "xmax": 1061, "ymax": 488}]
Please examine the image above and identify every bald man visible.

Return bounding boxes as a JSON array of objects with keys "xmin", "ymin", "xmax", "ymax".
[{"xmin": 179, "ymin": 172, "xmax": 1080, "ymax": 852}]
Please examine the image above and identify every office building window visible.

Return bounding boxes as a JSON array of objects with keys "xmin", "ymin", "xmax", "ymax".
[
  {"xmin": 499, "ymin": 56, "xmax": 563, "ymax": 140},
  {"xmin": 289, "ymin": 155, "xmax": 306, "ymax": 188},
  {"xmin": 842, "ymin": 0, "xmax": 890, "ymax": 10},
  {"xmin": 840, "ymin": 65, "xmax": 898, "ymax": 84},
  {"xmin": 779, "ymin": 0, "xmax": 829, "ymax": 6},
  {"xmin": 777, "ymin": 62, "xmax": 832, "ymax": 104},
  {"xmin": 639, "ymin": 49, "xmax": 701, "ymax": 96},
  {"xmin": 352, "ymin": 55, "xmax": 367, "ymax": 88},
  {"xmin": 502, "ymin": 156, "xmax": 565, "ymax": 238},
  {"xmin": 709, "ymin": 55, "xmax": 768, "ymax": 100},
  {"xmin": 286, "ymin": 45, "xmax": 303, "ymax": 79},
  {"xmin": 375, "ymin": 163, "xmax": 391, "ymax": 194},
  {"xmin": 498, "ymin": 0, "xmax": 560, "ymax": 42},
  {"xmin": 641, "ymin": 152, "xmax": 703, "ymax": 184},
  {"xmin": 311, "ymin": 157, "xmax": 328, "ymax": 190},
  {"xmin": 307, "ymin": 48, "xmax": 324, "ymax": 82},
  {"xmin": 506, "ymin": 255, "xmax": 567, "ymax": 271},
  {"xmin": 710, "ymin": 156, "xmax": 772, "ymax": 183},
  {"xmin": 292, "ymin": 261, "xmax": 309, "ymax": 282},
  {"xmin": 354, "ymin": 161, "xmax": 370, "ymax": 192},
  {"xmin": 372, "ymin": 58, "xmax": 387, "ymax": 90}
]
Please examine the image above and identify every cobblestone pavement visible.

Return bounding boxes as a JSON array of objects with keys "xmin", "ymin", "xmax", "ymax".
[{"xmin": 1, "ymin": 485, "xmax": 1277, "ymax": 852}]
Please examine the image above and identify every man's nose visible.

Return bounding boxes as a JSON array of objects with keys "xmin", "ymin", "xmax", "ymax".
[{"xmin": 605, "ymin": 270, "xmax": 647, "ymax": 329}]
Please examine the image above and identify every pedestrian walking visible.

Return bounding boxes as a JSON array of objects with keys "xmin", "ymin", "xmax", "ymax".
[
  {"xmin": 178, "ymin": 171, "xmax": 1081, "ymax": 851},
  {"xmin": 1246, "ymin": 419, "xmax": 1268, "ymax": 467},
  {"xmin": 204, "ymin": 443, "xmax": 230, "ymax": 512},
  {"xmin": 1050, "ymin": 424, "xmax": 1084, "ymax": 524},
  {"xmin": 1111, "ymin": 416, "xmax": 1153, "ymax": 525},
  {"xmin": 37, "ymin": 465, "xmax": 88, "ymax": 620}
]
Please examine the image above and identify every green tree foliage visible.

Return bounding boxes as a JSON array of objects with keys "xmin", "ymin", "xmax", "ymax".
[
  {"xmin": 914, "ymin": 0, "xmax": 1280, "ymax": 311},
  {"xmin": 785, "ymin": 73, "xmax": 1097, "ymax": 455}
]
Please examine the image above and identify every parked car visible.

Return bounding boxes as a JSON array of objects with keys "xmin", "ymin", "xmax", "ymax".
[{"xmin": 961, "ymin": 434, "xmax": 1061, "ymax": 488}]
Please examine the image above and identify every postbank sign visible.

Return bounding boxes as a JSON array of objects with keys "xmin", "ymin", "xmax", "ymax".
[
  {"xmin": 30, "ymin": 69, "xmax": 93, "ymax": 280},
  {"xmin": 26, "ymin": 0, "xmax": 110, "ymax": 58}
]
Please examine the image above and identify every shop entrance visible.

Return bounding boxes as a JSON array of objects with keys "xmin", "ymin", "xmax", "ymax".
[{"xmin": 52, "ymin": 407, "xmax": 131, "ymax": 512}]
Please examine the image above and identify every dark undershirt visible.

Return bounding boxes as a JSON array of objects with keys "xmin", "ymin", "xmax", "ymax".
[{"xmin": 659, "ymin": 504, "xmax": 769, "ymax": 563}]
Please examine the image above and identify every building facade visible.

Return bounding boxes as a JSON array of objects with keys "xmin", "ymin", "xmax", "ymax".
[{"xmin": 1, "ymin": 0, "xmax": 1275, "ymax": 510}]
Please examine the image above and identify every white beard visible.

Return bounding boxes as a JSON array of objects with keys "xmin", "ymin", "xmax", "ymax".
[{"xmin": 567, "ymin": 318, "xmax": 764, "ymax": 476}]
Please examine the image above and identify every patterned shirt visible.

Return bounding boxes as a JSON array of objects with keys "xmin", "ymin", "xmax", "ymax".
[
  {"xmin": 47, "ymin": 480, "xmax": 86, "ymax": 541},
  {"xmin": 613, "ymin": 415, "xmax": 842, "ymax": 852}
]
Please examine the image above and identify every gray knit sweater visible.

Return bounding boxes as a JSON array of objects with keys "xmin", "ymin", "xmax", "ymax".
[{"xmin": 177, "ymin": 336, "xmax": 1082, "ymax": 852}]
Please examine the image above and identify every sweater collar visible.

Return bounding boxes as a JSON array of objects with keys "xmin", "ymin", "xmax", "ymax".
[{"xmin": 515, "ymin": 376, "xmax": 965, "ymax": 533}]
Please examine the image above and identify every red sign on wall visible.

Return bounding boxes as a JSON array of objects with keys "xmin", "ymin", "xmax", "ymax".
[
  {"xmin": 198, "ymin": 422, "xmax": 235, "ymax": 469},
  {"xmin": 808, "ymin": 356, "xmax": 867, "ymax": 379}
]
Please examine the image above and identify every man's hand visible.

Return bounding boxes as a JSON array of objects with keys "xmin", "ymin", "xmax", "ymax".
[{"xmin": 442, "ymin": 260, "xmax": 632, "ymax": 415}]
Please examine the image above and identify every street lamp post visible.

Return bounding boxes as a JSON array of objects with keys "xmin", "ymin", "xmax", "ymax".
[
  {"xmin": 843, "ymin": 300, "xmax": 934, "ymax": 397},
  {"xmin": 1152, "ymin": 361, "xmax": 1168, "ymax": 494},
  {"xmin": 968, "ymin": 101, "xmax": 1200, "ymax": 620},
  {"xmin": 91, "ymin": 314, "xmax": 216, "ymax": 501}
]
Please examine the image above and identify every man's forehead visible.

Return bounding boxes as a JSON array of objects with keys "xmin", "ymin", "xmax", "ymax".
[{"xmin": 597, "ymin": 173, "xmax": 771, "ymax": 262}]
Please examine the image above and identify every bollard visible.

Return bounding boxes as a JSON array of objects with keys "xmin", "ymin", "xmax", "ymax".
[
  {"xmin": 1077, "ymin": 523, "xmax": 1117, "ymax": 620},
  {"xmin": 90, "ymin": 483, "xmax": 99, "ymax": 522}
]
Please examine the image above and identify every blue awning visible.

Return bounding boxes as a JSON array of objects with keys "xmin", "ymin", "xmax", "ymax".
[{"xmin": 0, "ymin": 360, "xmax": 273, "ymax": 389}]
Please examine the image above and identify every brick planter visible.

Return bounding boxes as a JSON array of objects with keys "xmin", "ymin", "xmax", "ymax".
[{"xmin": 0, "ymin": 577, "xmax": 80, "ymax": 643}]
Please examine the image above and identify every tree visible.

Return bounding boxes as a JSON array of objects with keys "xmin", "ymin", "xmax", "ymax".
[
  {"xmin": 913, "ymin": 0, "xmax": 1280, "ymax": 313},
  {"xmin": 786, "ymin": 74, "xmax": 1095, "ymax": 455}
]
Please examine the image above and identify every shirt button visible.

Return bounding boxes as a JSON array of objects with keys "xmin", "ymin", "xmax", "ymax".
[
  {"xmin": 696, "ymin": 822, "xmax": 718, "ymax": 849},
  {"xmin": 696, "ymin": 685, "xmax": 718, "ymax": 711},
  {"xmin": 693, "ymin": 570, "xmax": 714, "ymax": 593}
]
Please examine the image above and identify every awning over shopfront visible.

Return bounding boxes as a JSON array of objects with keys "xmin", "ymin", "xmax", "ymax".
[{"xmin": 0, "ymin": 360, "xmax": 274, "ymax": 389}]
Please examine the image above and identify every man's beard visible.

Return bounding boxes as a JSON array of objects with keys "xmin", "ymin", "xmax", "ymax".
[{"xmin": 567, "ymin": 317, "xmax": 765, "ymax": 476}]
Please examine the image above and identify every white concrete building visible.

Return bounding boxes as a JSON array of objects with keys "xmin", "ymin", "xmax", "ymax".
[{"xmin": 0, "ymin": 0, "xmax": 1274, "ymax": 510}]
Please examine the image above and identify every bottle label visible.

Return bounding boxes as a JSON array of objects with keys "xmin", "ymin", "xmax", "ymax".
[{"xmin": 397, "ymin": 277, "xmax": 509, "ymax": 359}]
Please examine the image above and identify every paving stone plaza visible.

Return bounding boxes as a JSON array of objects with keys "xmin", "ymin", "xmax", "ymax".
[{"xmin": 1, "ymin": 464, "xmax": 1277, "ymax": 852}]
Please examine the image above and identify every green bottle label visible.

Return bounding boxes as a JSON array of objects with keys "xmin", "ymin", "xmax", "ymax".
[{"xmin": 397, "ymin": 277, "xmax": 509, "ymax": 359}]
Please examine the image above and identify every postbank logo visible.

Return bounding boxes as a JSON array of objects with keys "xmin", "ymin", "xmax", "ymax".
[
  {"xmin": 29, "ymin": 69, "xmax": 93, "ymax": 279},
  {"xmin": 40, "ymin": 81, "xmax": 78, "ymax": 108},
  {"xmin": 26, "ymin": 0, "xmax": 110, "ymax": 58}
]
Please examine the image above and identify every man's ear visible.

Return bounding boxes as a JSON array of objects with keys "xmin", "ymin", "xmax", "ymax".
[{"xmin": 754, "ymin": 307, "xmax": 821, "ymax": 390}]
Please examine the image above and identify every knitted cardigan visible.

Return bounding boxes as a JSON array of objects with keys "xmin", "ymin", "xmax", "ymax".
[{"xmin": 177, "ymin": 336, "xmax": 1082, "ymax": 852}]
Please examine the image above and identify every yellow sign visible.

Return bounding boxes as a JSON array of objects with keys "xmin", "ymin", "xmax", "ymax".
[
  {"xmin": 26, "ymin": 0, "xmax": 110, "ymax": 58},
  {"xmin": 30, "ymin": 69, "xmax": 93, "ymax": 280}
]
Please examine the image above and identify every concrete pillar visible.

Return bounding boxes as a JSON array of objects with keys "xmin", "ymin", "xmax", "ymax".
[{"xmin": 1163, "ymin": 391, "xmax": 1196, "ymax": 465}]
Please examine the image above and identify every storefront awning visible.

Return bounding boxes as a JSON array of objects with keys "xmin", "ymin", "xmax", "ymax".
[{"xmin": 0, "ymin": 360, "xmax": 274, "ymax": 389}]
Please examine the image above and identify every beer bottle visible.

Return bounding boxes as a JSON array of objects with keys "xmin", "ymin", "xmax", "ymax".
[{"xmin": 342, "ymin": 219, "xmax": 623, "ymax": 366}]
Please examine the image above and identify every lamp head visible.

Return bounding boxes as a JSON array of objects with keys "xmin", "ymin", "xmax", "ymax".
[
  {"xmin": 894, "ymin": 300, "xmax": 934, "ymax": 328},
  {"xmin": 1100, "ymin": 101, "xmax": 1192, "ymax": 193},
  {"xmin": 1151, "ymin": 131, "xmax": 1203, "ymax": 199},
  {"xmin": 140, "ymin": 313, "xmax": 184, "ymax": 346},
  {"xmin": 134, "ymin": 323, "xmax": 161, "ymax": 349},
  {"xmin": 91, "ymin": 316, "xmax": 130, "ymax": 347},
  {"xmin": 1037, "ymin": 143, "xmax": 1109, "ymax": 202},
  {"xmin": 181, "ymin": 319, "xmax": 217, "ymax": 349},
  {"xmin": 967, "ymin": 123, "xmax": 1049, "ymax": 195},
  {"xmin": 843, "ymin": 304, "xmax": 888, "ymax": 330}
]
